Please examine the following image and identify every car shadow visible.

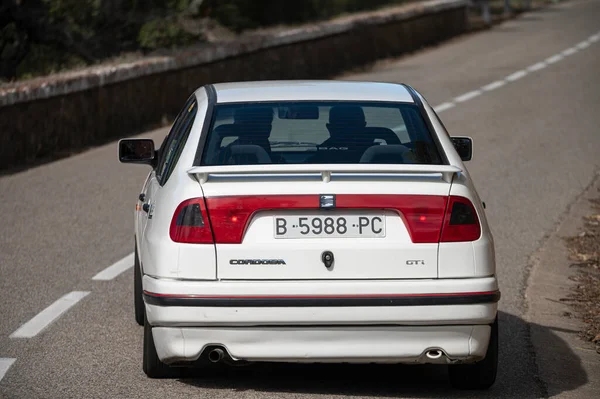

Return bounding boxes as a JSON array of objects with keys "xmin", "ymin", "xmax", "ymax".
[{"xmin": 176, "ymin": 311, "xmax": 587, "ymax": 398}]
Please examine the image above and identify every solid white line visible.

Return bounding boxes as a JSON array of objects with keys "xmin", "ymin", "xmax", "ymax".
[
  {"xmin": 454, "ymin": 90, "xmax": 482, "ymax": 103},
  {"xmin": 92, "ymin": 253, "xmax": 135, "ymax": 281},
  {"xmin": 433, "ymin": 102, "xmax": 455, "ymax": 113},
  {"xmin": 561, "ymin": 47, "xmax": 577, "ymax": 56},
  {"xmin": 0, "ymin": 358, "xmax": 16, "ymax": 382},
  {"xmin": 481, "ymin": 80, "xmax": 506, "ymax": 92},
  {"xmin": 545, "ymin": 54, "xmax": 564, "ymax": 64},
  {"xmin": 589, "ymin": 34, "xmax": 600, "ymax": 43},
  {"xmin": 527, "ymin": 62, "xmax": 547, "ymax": 72},
  {"xmin": 9, "ymin": 291, "xmax": 90, "ymax": 338},
  {"xmin": 505, "ymin": 70, "xmax": 528, "ymax": 82}
]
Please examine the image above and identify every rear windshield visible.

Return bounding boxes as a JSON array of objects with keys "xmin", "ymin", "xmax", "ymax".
[{"xmin": 200, "ymin": 101, "xmax": 443, "ymax": 165}]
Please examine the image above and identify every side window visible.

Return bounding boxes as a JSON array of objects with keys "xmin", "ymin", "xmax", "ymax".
[{"xmin": 156, "ymin": 97, "xmax": 198, "ymax": 185}]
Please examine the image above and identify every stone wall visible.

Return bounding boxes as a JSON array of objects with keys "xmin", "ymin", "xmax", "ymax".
[{"xmin": 0, "ymin": 0, "xmax": 468, "ymax": 170}]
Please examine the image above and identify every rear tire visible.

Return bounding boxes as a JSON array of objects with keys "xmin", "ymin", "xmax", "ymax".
[
  {"xmin": 448, "ymin": 317, "xmax": 498, "ymax": 390},
  {"xmin": 143, "ymin": 314, "xmax": 179, "ymax": 378},
  {"xmin": 134, "ymin": 242, "xmax": 144, "ymax": 326}
]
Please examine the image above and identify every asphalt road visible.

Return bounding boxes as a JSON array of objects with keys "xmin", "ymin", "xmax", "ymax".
[{"xmin": 1, "ymin": 0, "xmax": 599, "ymax": 398}]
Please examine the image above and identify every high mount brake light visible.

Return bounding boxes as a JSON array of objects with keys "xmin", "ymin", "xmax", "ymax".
[
  {"xmin": 170, "ymin": 198, "xmax": 214, "ymax": 243},
  {"xmin": 440, "ymin": 196, "xmax": 481, "ymax": 242}
]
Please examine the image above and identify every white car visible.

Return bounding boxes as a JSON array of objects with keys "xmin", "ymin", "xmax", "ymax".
[{"xmin": 119, "ymin": 81, "xmax": 499, "ymax": 389}]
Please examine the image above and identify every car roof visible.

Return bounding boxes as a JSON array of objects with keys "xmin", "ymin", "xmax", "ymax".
[{"xmin": 209, "ymin": 81, "xmax": 415, "ymax": 104}]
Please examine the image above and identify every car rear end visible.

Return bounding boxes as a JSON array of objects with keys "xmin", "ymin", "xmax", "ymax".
[{"xmin": 143, "ymin": 85, "xmax": 499, "ymax": 383}]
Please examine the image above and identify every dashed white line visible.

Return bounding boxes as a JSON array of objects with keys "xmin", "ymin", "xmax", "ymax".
[
  {"xmin": 505, "ymin": 70, "xmax": 528, "ymax": 82},
  {"xmin": 527, "ymin": 62, "xmax": 547, "ymax": 72},
  {"xmin": 433, "ymin": 102, "xmax": 455, "ymax": 113},
  {"xmin": 454, "ymin": 90, "xmax": 482, "ymax": 103},
  {"xmin": 431, "ymin": 30, "xmax": 599, "ymax": 114},
  {"xmin": 9, "ymin": 291, "xmax": 90, "ymax": 339},
  {"xmin": 561, "ymin": 47, "xmax": 578, "ymax": 56},
  {"xmin": 545, "ymin": 54, "xmax": 564, "ymax": 64},
  {"xmin": 92, "ymin": 253, "xmax": 134, "ymax": 281},
  {"xmin": 0, "ymin": 358, "xmax": 16, "ymax": 382},
  {"xmin": 481, "ymin": 80, "xmax": 506, "ymax": 92}
]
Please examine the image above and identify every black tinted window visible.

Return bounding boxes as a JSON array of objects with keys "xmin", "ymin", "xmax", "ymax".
[
  {"xmin": 156, "ymin": 98, "xmax": 198, "ymax": 184},
  {"xmin": 200, "ymin": 102, "xmax": 442, "ymax": 166}
]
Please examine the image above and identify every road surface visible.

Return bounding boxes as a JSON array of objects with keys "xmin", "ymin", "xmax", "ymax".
[{"xmin": 1, "ymin": 0, "xmax": 599, "ymax": 397}]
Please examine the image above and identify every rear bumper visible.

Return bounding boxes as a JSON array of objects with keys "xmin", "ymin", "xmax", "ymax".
[
  {"xmin": 143, "ymin": 275, "xmax": 499, "ymax": 327},
  {"xmin": 144, "ymin": 276, "xmax": 499, "ymax": 364},
  {"xmin": 152, "ymin": 325, "xmax": 492, "ymax": 365}
]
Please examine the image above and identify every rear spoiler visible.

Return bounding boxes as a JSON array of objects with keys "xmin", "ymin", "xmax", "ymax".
[{"xmin": 187, "ymin": 164, "xmax": 461, "ymax": 184}]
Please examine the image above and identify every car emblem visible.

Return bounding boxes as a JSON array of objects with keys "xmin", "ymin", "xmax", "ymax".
[{"xmin": 320, "ymin": 194, "xmax": 336, "ymax": 208}]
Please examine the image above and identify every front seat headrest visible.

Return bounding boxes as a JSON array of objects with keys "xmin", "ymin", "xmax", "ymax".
[
  {"xmin": 328, "ymin": 105, "xmax": 366, "ymax": 126},
  {"xmin": 233, "ymin": 107, "xmax": 274, "ymax": 126}
]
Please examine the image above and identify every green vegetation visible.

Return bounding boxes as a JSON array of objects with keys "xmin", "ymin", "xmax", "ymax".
[
  {"xmin": 1, "ymin": 0, "xmax": 410, "ymax": 82},
  {"xmin": 205, "ymin": 0, "xmax": 408, "ymax": 32}
]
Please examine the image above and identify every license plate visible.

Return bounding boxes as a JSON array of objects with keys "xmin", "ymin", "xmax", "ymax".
[{"xmin": 274, "ymin": 215, "xmax": 385, "ymax": 239}]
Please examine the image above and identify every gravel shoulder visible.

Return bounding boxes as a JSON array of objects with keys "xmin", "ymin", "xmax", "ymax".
[{"xmin": 526, "ymin": 171, "xmax": 600, "ymax": 398}]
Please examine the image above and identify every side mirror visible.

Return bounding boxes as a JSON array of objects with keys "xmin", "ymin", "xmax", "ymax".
[
  {"xmin": 450, "ymin": 136, "xmax": 473, "ymax": 161},
  {"xmin": 119, "ymin": 139, "xmax": 156, "ymax": 166}
]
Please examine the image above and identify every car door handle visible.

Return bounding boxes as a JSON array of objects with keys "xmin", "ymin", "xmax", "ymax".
[
  {"xmin": 139, "ymin": 193, "xmax": 146, "ymax": 202},
  {"xmin": 142, "ymin": 203, "xmax": 150, "ymax": 213}
]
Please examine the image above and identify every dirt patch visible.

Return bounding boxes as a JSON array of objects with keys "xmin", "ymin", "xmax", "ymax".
[{"xmin": 564, "ymin": 194, "xmax": 600, "ymax": 354}]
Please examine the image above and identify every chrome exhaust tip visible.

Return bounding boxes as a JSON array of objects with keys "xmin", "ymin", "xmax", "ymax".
[
  {"xmin": 425, "ymin": 349, "xmax": 443, "ymax": 360},
  {"xmin": 208, "ymin": 348, "xmax": 225, "ymax": 363}
]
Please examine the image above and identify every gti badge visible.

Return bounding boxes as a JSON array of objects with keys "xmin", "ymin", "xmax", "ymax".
[{"xmin": 320, "ymin": 194, "xmax": 336, "ymax": 208}]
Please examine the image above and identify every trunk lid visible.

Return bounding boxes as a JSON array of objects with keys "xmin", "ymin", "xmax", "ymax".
[{"xmin": 190, "ymin": 164, "xmax": 459, "ymax": 280}]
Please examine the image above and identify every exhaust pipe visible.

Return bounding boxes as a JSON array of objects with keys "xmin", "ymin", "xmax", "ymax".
[
  {"xmin": 425, "ymin": 349, "xmax": 443, "ymax": 360},
  {"xmin": 208, "ymin": 348, "xmax": 225, "ymax": 363}
]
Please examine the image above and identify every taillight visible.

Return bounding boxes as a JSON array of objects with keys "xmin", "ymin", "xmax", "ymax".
[
  {"xmin": 440, "ymin": 196, "xmax": 481, "ymax": 242},
  {"xmin": 335, "ymin": 195, "xmax": 447, "ymax": 243},
  {"xmin": 206, "ymin": 196, "xmax": 316, "ymax": 243},
  {"xmin": 174, "ymin": 194, "xmax": 480, "ymax": 245},
  {"xmin": 205, "ymin": 195, "xmax": 449, "ymax": 244},
  {"xmin": 170, "ymin": 198, "xmax": 214, "ymax": 243}
]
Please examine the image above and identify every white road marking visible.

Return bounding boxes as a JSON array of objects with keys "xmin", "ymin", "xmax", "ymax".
[
  {"xmin": 432, "ymin": 30, "xmax": 600, "ymax": 113},
  {"xmin": 545, "ymin": 54, "xmax": 564, "ymax": 64},
  {"xmin": 561, "ymin": 47, "xmax": 578, "ymax": 56},
  {"xmin": 454, "ymin": 90, "xmax": 482, "ymax": 103},
  {"xmin": 481, "ymin": 80, "xmax": 506, "ymax": 91},
  {"xmin": 527, "ymin": 62, "xmax": 547, "ymax": 72},
  {"xmin": 505, "ymin": 70, "xmax": 528, "ymax": 82},
  {"xmin": 433, "ymin": 102, "xmax": 455, "ymax": 113},
  {"xmin": 9, "ymin": 291, "xmax": 90, "ymax": 339},
  {"xmin": 0, "ymin": 358, "xmax": 16, "ymax": 382},
  {"xmin": 92, "ymin": 253, "xmax": 135, "ymax": 281}
]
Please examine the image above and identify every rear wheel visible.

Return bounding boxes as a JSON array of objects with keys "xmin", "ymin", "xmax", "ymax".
[
  {"xmin": 143, "ymin": 314, "xmax": 179, "ymax": 378},
  {"xmin": 134, "ymin": 242, "xmax": 144, "ymax": 326},
  {"xmin": 448, "ymin": 317, "xmax": 498, "ymax": 390}
]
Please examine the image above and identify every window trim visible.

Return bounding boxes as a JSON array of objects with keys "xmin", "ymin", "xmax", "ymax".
[
  {"xmin": 192, "ymin": 85, "xmax": 217, "ymax": 166},
  {"xmin": 194, "ymin": 99, "xmax": 444, "ymax": 167},
  {"xmin": 156, "ymin": 96, "xmax": 198, "ymax": 186},
  {"xmin": 399, "ymin": 84, "xmax": 449, "ymax": 165}
]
